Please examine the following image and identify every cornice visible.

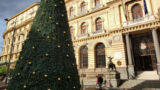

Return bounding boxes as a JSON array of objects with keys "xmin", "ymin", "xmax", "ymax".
[
  {"xmin": 3, "ymin": 17, "xmax": 33, "ymax": 38},
  {"xmin": 73, "ymin": 19, "xmax": 160, "ymax": 43},
  {"xmin": 69, "ymin": 5, "xmax": 109, "ymax": 22},
  {"xmin": 7, "ymin": 2, "xmax": 40, "ymax": 24}
]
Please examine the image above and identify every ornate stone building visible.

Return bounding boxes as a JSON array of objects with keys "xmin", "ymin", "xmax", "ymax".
[{"xmin": 0, "ymin": 0, "xmax": 160, "ymax": 80}]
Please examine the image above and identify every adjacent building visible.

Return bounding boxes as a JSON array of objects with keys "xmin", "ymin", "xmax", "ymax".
[{"xmin": 0, "ymin": 0, "xmax": 160, "ymax": 80}]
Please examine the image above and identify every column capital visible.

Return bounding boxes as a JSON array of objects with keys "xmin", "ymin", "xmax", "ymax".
[{"xmin": 151, "ymin": 27, "xmax": 158, "ymax": 31}]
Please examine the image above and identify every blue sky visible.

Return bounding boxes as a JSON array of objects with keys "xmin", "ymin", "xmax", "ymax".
[{"xmin": 0, "ymin": 0, "xmax": 40, "ymax": 54}]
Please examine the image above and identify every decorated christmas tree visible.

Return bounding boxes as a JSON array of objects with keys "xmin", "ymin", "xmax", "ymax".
[{"xmin": 7, "ymin": 0, "xmax": 80, "ymax": 90}]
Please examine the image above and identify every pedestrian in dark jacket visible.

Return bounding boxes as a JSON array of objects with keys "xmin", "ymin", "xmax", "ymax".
[{"xmin": 98, "ymin": 76, "xmax": 103, "ymax": 89}]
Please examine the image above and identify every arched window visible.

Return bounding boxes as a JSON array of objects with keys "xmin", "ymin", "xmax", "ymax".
[
  {"xmin": 80, "ymin": 46, "xmax": 88, "ymax": 68},
  {"xmin": 132, "ymin": 4, "xmax": 143, "ymax": 20},
  {"xmin": 81, "ymin": 2, "xmax": 86, "ymax": 12},
  {"xmin": 95, "ymin": 0, "xmax": 100, "ymax": 7},
  {"xmin": 81, "ymin": 22, "xmax": 87, "ymax": 35},
  {"xmin": 95, "ymin": 43, "xmax": 106, "ymax": 68},
  {"xmin": 70, "ymin": 7, "xmax": 74, "ymax": 16},
  {"xmin": 70, "ymin": 26, "xmax": 74, "ymax": 37},
  {"xmin": 96, "ymin": 18, "xmax": 102, "ymax": 31}
]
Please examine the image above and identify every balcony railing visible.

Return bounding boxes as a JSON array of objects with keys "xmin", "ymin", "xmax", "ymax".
[
  {"xmin": 77, "ymin": 33, "xmax": 89, "ymax": 39},
  {"xmin": 90, "ymin": 29, "xmax": 106, "ymax": 36},
  {"xmin": 91, "ymin": 4, "xmax": 103, "ymax": 11},
  {"xmin": 123, "ymin": 15, "xmax": 155, "ymax": 27},
  {"xmin": 78, "ymin": 10, "xmax": 88, "ymax": 16}
]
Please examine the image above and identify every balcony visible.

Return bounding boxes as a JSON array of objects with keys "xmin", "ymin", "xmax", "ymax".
[
  {"xmin": 123, "ymin": 15, "xmax": 155, "ymax": 27},
  {"xmin": 90, "ymin": 29, "xmax": 106, "ymax": 36},
  {"xmin": 78, "ymin": 10, "xmax": 88, "ymax": 16},
  {"xmin": 68, "ymin": 15, "xmax": 75, "ymax": 19},
  {"xmin": 77, "ymin": 33, "xmax": 89, "ymax": 39},
  {"xmin": 91, "ymin": 4, "xmax": 103, "ymax": 11}
]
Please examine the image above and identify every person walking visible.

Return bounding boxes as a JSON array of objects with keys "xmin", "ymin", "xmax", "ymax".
[{"xmin": 98, "ymin": 76, "xmax": 103, "ymax": 89}]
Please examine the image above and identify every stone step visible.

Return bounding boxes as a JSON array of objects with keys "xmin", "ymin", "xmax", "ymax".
[
  {"xmin": 119, "ymin": 80, "xmax": 146, "ymax": 89},
  {"xmin": 136, "ymin": 71, "xmax": 159, "ymax": 80}
]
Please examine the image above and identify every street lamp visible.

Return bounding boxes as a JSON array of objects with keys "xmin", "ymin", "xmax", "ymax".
[{"xmin": 4, "ymin": 18, "xmax": 17, "ymax": 84}]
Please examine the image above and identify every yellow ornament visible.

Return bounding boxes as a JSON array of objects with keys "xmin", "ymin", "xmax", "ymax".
[
  {"xmin": 32, "ymin": 72, "xmax": 36, "ymax": 75},
  {"xmin": 45, "ymin": 53, "xmax": 49, "ymax": 56},
  {"xmin": 66, "ymin": 54, "xmax": 69, "ymax": 57},
  {"xmin": 57, "ymin": 45, "xmax": 61, "ymax": 48},
  {"xmin": 49, "ymin": 17, "xmax": 52, "ymax": 19},
  {"xmin": 68, "ymin": 76, "xmax": 70, "ymax": 79},
  {"xmin": 4, "ymin": 88, "xmax": 7, "ymax": 90},
  {"xmin": 47, "ymin": 36, "xmax": 50, "ymax": 39},
  {"xmin": 61, "ymin": 14, "xmax": 64, "ymax": 17},
  {"xmin": 28, "ymin": 61, "xmax": 32, "ymax": 65},
  {"xmin": 44, "ymin": 74, "xmax": 48, "ymax": 78},
  {"xmin": 37, "ymin": 29, "xmax": 40, "ymax": 32},
  {"xmin": 67, "ymin": 44, "xmax": 70, "ymax": 46},
  {"xmin": 56, "ymin": 22, "xmax": 59, "ymax": 25},
  {"xmin": 58, "ymin": 77, "xmax": 61, "ymax": 80},
  {"xmin": 73, "ymin": 86, "xmax": 76, "ymax": 89},
  {"xmin": 48, "ymin": 88, "xmax": 51, "ymax": 90},
  {"xmin": 63, "ymin": 31, "xmax": 66, "ymax": 34},
  {"xmin": 17, "ymin": 73, "xmax": 21, "ymax": 76},
  {"xmin": 24, "ymin": 85, "xmax": 27, "ymax": 88},
  {"xmin": 32, "ymin": 46, "xmax": 35, "ymax": 49},
  {"xmin": 54, "ymin": 4, "xmax": 57, "ymax": 7}
]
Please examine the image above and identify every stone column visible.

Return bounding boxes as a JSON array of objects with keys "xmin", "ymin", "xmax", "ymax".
[
  {"xmin": 125, "ymin": 33, "xmax": 135, "ymax": 79},
  {"xmin": 152, "ymin": 28, "xmax": 160, "ymax": 79}
]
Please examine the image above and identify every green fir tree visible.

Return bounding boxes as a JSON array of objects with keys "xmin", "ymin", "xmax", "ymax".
[{"xmin": 7, "ymin": 0, "xmax": 80, "ymax": 90}]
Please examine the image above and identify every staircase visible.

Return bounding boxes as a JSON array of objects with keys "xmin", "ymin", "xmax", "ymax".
[{"xmin": 136, "ymin": 71, "xmax": 159, "ymax": 80}]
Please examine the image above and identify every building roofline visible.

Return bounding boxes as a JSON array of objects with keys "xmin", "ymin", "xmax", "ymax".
[{"xmin": 6, "ymin": 2, "xmax": 40, "ymax": 24}]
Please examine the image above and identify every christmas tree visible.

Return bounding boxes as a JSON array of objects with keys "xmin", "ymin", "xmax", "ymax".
[{"xmin": 7, "ymin": 0, "xmax": 80, "ymax": 90}]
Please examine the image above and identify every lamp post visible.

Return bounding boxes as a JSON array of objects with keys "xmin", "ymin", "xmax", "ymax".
[{"xmin": 4, "ymin": 18, "xmax": 17, "ymax": 84}]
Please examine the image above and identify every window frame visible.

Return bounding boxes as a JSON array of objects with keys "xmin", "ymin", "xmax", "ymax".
[{"xmin": 95, "ymin": 43, "xmax": 106, "ymax": 68}]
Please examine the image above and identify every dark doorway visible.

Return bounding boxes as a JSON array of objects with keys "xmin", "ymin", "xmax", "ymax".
[
  {"xmin": 131, "ymin": 32, "xmax": 157, "ymax": 71},
  {"xmin": 134, "ymin": 55, "xmax": 153, "ymax": 71}
]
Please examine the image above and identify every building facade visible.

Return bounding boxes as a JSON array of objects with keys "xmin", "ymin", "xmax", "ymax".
[{"xmin": 0, "ymin": 0, "xmax": 160, "ymax": 80}]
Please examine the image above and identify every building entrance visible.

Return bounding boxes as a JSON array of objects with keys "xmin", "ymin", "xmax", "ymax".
[{"xmin": 131, "ymin": 32, "xmax": 157, "ymax": 71}]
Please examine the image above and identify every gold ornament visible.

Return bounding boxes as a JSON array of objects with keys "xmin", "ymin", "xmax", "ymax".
[
  {"xmin": 47, "ymin": 36, "xmax": 50, "ymax": 39},
  {"xmin": 61, "ymin": 14, "xmax": 64, "ymax": 17},
  {"xmin": 28, "ymin": 61, "xmax": 32, "ymax": 65},
  {"xmin": 57, "ymin": 45, "xmax": 61, "ymax": 48},
  {"xmin": 54, "ymin": 4, "xmax": 57, "ymax": 7},
  {"xmin": 49, "ymin": 17, "xmax": 52, "ymax": 19},
  {"xmin": 17, "ymin": 73, "xmax": 21, "ymax": 76},
  {"xmin": 58, "ymin": 77, "xmax": 61, "ymax": 80},
  {"xmin": 45, "ymin": 53, "xmax": 49, "ymax": 56},
  {"xmin": 4, "ymin": 88, "xmax": 7, "ymax": 90},
  {"xmin": 66, "ymin": 54, "xmax": 69, "ymax": 57},
  {"xmin": 24, "ymin": 85, "xmax": 27, "ymax": 88},
  {"xmin": 67, "ymin": 44, "xmax": 70, "ymax": 46},
  {"xmin": 37, "ymin": 29, "xmax": 40, "ymax": 32},
  {"xmin": 73, "ymin": 86, "xmax": 76, "ymax": 89},
  {"xmin": 56, "ymin": 22, "xmax": 59, "ymax": 25},
  {"xmin": 44, "ymin": 74, "xmax": 48, "ymax": 78},
  {"xmin": 32, "ymin": 46, "xmax": 35, "ymax": 49},
  {"xmin": 63, "ymin": 31, "xmax": 66, "ymax": 34},
  {"xmin": 48, "ymin": 88, "xmax": 51, "ymax": 90},
  {"xmin": 68, "ymin": 76, "xmax": 70, "ymax": 79},
  {"xmin": 32, "ymin": 72, "xmax": 36, "ymax": 75}
]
